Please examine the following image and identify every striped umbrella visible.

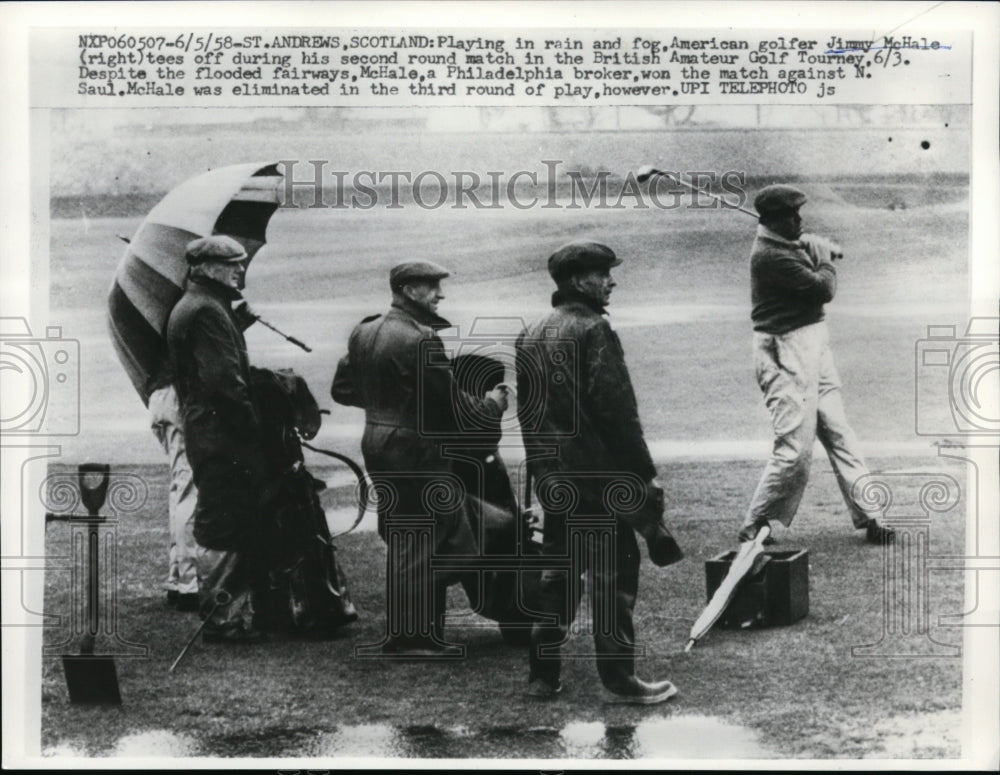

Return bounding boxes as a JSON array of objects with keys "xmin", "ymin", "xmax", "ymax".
[{"xmin": 107, "ymin": 162, "xmax": 285, "ymax": 404}]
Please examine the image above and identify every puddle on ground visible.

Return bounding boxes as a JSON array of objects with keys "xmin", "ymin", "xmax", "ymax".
[
  {"xmin": 110, "ymin": 729, "xmax": 198, "ymax": 757},
  {"xmin": 49, "ymin": 716, "xmax": 771, "ymax": 759}
]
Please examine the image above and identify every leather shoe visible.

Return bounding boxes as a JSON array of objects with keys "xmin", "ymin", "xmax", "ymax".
[
  {"xmin": 866, "ymin": 520, "xmax": 896, "ymax": 545},
  {"xmin": 604, "ymin": 677, "xmax": 678, "ymax": 705},
  {"xmin": 638, "ymin": 523, "xmax": 684, "ymax": 567},
  {"xmin": 525, "ymin": 679, "xmax": 562, "ymax": 699},
  {"xmin": 176, "ymin": 593, "xmax": 200, "ymax": 612}
]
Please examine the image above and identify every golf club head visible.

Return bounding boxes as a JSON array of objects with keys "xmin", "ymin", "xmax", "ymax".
[{"xmin": 636, "ymin": 165, "xmax": 667, "ymax": 184}]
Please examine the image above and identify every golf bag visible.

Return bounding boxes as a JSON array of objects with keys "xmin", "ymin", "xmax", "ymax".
[{"xmin": 251, "ymin": 367, "xmax": 358, "ymax": 638}]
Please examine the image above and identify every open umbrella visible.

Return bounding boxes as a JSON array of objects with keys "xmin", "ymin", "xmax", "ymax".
[{"xmin": 107, "ymin": 162, "xmax": 285, "ymax": 405}]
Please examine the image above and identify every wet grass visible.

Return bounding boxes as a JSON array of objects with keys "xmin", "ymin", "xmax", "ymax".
[{"xmin": 41, "ymin": 455, "xmax": 965, "ymax": 760}]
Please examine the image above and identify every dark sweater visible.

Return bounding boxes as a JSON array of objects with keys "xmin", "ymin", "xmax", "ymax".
[{"xmin": 750, "ymin": 225, "xmax": 838, "ymax": 334}]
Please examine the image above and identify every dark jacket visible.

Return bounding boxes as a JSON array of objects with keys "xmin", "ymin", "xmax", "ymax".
[
  {"xmin": 516, "ymin": 287, "xmax": 656, "ymax": 510},
  {"xmin": 166, "ymin": 274, "xmax": 266, "ymax": 548},
  {"xmin": 166, "ymin": 275, "xmax": 263, "ymax": 466},
  {"xmin": 332, "ymin": 297, "xmax": 501, "ymax": 473},
  {"xmin": 750, "ymin": 226, "xmax": 837, "ymax": 335}
]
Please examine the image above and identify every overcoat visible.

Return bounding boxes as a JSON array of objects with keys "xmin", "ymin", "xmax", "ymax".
[{"xmin": 166, "ymin": 274, "xmax": 266, "ymax": 549}]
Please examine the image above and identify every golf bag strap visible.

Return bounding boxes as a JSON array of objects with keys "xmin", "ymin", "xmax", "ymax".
[{"xmin": 299, "ymin": 440, "xmax": 370, "ymax": 537}]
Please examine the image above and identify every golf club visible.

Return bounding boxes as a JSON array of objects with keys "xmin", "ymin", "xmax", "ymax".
[{"xmin": 635, "ymin": 165, "xmax": 760, "ymax": 218}]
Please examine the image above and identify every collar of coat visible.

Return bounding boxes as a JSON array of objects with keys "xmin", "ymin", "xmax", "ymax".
[
  {"xmin": 187, "ymin": 273, "xmax": 245, "ymax": 303},
  {"xmin": 390, "ymin": 297, "xmax": 452, "ymax": 330},
  {"xmin": 551, "ymin": 287, "xmax": 608, "ymax": 315},
  {"xmin": 756, "ymin": 223, "xmax": 804, "ymax": 249}
]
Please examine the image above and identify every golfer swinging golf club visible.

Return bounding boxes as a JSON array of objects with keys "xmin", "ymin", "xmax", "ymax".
[{"xmin": 739, "ymin": 184, "xmax": 896, "ymax": 546}]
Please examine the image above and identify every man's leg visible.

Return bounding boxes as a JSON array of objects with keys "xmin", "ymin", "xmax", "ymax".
[
  {"xmin": 190, "ymin": 457, "xmax": 266, "ymax": 641},
  {"xmin": 196, "ymin": 545, "xmax": 260, "ymax": 642},
  {"xmin": 815, "ymin": 339, "xmax": 893, "ymax": 541},
  {"xmin": 528, "ymin": 511, "xmax": 581, "ymax": 695},
  {"xmin": 162, "ymin": 387, "xmax": 199, "ymax": 597},
  {"xmin": 593, "ymin": 519, "xmax": 678, "ymax": 703},
  {"xmin": 740, "ymin": 327, "xmax": 822, "ymax": 540},
  {"xmin": 593, "ymin": 517, "xmax": 639, "ymax": 690},
  {"xmin": 149, "ymin": 386, "xmax": 198, "ymax": 603},
  {"xmin": 377, "ymin": 473, "xmax": 447, "ymax": 651}
]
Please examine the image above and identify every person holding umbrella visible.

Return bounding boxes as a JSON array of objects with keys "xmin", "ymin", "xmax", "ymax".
[
  {"xmin": 166, "ymin": 234, "xmax": 269, "ymax": 644},
  {"xmin": 515, "ymin": 241, "xmax": 682, "ymax": 703},
  {"xmin": 739, "ymin": 184, "xmax": 896, "ymax": 545}
]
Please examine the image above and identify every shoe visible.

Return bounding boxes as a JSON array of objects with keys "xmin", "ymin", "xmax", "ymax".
[
  {"xmin": 381, "ymin": 639, "xmax": 462, "ymax": 658},
  {"xmin": 202, "ymin": 627, "xmax": 268, "ymax": 645},
  {"xmin": 166, "ymin": 590, "xmax": 179, "ymax": 607},
  {"xmin": 639, "ymin": 523, "xmax": 685, "ymax": 567},
  {"xmin": 176, "ymin": 593, "xmax": 200, "ymax": 612},
  {"xmin": 866, "ymin": 520, "xmax": 896, "ymax": 545},
  {"xmin": 604, "ymin": 677, "xmax": 678, "ymax": 705},
  {"xmin": 525, "ymin": 678, "xmax": 562, "ymax": 699}
]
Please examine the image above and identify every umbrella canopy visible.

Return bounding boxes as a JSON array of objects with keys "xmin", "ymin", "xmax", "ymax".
[
  {"xmin": 685, "ymin": 524, "xmax": 771, "ymax": 651},
  {"xmin": 107, "ymin": 162, "xmax": 285, "ymax": 404}
]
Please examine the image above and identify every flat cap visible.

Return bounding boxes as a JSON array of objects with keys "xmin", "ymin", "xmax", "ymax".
[
  {"xmin": 390, "ymin": 260, "xmax": 451, "ymax": 291},
  {"xmin": 547, "ymin": 241, "xmax": 622, "ymax": 282},
  {"xmin": 185, "ymin": 235, "xmax": 248, "ymax": 265},
  {"xmin": 754, "ymin": 184, "xmax": 807, "ymax": 217}
]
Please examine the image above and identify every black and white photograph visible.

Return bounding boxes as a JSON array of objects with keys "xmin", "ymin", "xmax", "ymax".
[{"xmin": 2, "ymin": 1, "xmax": 998, "ymax": 769}]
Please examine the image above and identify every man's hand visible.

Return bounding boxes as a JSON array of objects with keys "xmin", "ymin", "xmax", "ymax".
[
  {"xmin": 800, "ymin": 233, "xmax": 844, "ymax": 262},
  {"xmin": 486, "ymin": 384, "xmax": 511, "ymax": 414},
  {"xmin": 232, "ymin": 300, "xmax": 258, "ymax": 330},
  {"xmin": 646, "ymin": 478, "xmax": 665, "ymax": 511},
  {"xmin": 636, "ymin": 478, "xmax": 683, "ymax": 567}
]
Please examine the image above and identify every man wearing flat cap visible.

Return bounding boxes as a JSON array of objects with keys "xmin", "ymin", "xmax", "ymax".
[
  {"xmin": 166, "ymin": 234, "xmax": 269, "ymax": 644},
  {"xmin": 332, "ymin": 260, "xmax": 510, "ymax": 656},
  {"xmin": 514, "ymin": 240, "xmax": 682, "ymax": 703},
  {"xmin": 741, "ymin": 185, "xmax": 894, "ymax": 545}
]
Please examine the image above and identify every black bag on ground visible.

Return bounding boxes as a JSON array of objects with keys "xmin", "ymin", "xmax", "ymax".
[{"xmin": 251, "ymin": 367, "xmax": 358, "ymax": 638}]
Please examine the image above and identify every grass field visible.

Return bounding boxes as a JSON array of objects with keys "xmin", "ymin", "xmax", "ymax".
[
  {"xmin": 41, "ymin": 454, "xmax": 966, "ymax": 760},
  {"xmin": 49, "ymin": 185, "xmax": 967, "ymax": 465}
]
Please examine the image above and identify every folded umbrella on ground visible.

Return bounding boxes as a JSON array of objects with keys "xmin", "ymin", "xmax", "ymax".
[{"xmin": 685, "ymin": 524, "xmax": 772, "ymax": 651}]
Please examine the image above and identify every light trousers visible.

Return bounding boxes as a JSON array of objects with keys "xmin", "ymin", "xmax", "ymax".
[
  {"xmin": 149, "ymin": 385, "xmax": 199, "ymax": 594},
  {"xmin": 742, "ymin": 321, "xmax": 877, "ymax": 536}
]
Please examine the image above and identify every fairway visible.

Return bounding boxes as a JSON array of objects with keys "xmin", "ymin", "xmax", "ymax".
[
  {"xmin": 50, "ymin": 185, "xmax": 967, "ymax": 465},
  {"xmin": 41, "ymin": 456, "xmax": 966, "ymax": 759}
]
